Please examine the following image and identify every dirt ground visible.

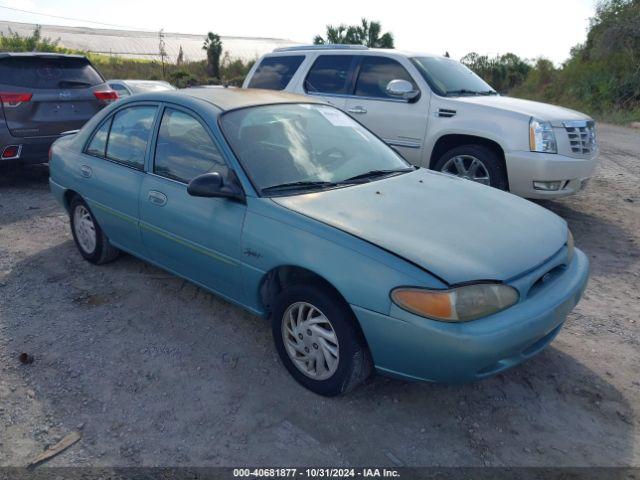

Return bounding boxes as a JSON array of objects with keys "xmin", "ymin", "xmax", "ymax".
[{"xmin": 0, "ymin": 123, "xmax": 638, "ymax": 468}]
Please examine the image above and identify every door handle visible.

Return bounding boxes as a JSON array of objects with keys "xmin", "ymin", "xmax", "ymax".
[
  {"xmin": 347, "ymin": 106, "xmax": 367, "ymax": 114},
  {"xmin": 148, "ymin": 190, "xmax": 167, "ymax": 207},
  {"xmin": 80, "ymin": 165, "xmax": 92, "ymax": 178}
]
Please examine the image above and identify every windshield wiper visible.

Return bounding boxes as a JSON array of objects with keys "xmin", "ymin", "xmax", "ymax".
[
  {"xmin": 339, "ymin": 168, "xmax": 414, "ymax": 183},
  {"xmin": 445, "ymin": 89, "xmax": 498, "ymax": 96},
  {"xmin": 477, "ymin": 90, "xmax": 498, "ymax": 95},
  {"xmin": 261, "ymin": 180, "xmax": 338, "ymax": 194}
]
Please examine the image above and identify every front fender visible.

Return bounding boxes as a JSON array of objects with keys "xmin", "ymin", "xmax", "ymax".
[{"xmin": 239, "ymin": 198, "xmax": 446, "ymax": 315}]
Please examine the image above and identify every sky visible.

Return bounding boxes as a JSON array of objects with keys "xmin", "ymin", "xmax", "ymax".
[{"xmin": 0, "ymin": 0, "xmax": 596, "ymax": 64}]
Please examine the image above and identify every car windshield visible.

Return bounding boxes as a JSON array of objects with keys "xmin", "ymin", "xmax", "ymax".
[
  {"xmin": 410, "ymin": 57, "xmax": 496, "ymax": 97},
  {"xmin": 220, "ymin": 103, "xmax": 413, "ymax": 195}
]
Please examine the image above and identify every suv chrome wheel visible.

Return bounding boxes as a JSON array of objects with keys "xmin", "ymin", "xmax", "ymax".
[
  {"xmin": 440, "ymin": 154, "xmax": 491, "ymax": 185},
  {"xmin": 73, "ymin": 204, "xmax": 97, "ymax": 254},
  {"xmin": 282, "ymin": 301, "xmax": 340, "ymax": 380}
]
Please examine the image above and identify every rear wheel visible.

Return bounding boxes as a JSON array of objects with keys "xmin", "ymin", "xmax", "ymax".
[
  {"xmin": 434, "ymin": 144, "xmax": 508, "ymax": 191},
  {"xmin": 271, "ymin": 284, "xmax": 372, "ymax": 396},
  {"xmin": 69, "ymin": 196, "xmax": 119, "ymax": 264}
]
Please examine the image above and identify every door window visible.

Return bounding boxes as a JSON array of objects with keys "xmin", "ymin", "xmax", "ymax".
[
  {"xmin": 105, "ymin": 106, "xmax": 157, "ymax": 169},
  {"xmin": 304, "ymin": 55, "xmax": 357, "ymax": 95},
  {"xmin": 86, "ymin": 118, "xmax": 112, "ymax": 157},
  {"xmin": 154, "ymin": 108, "xmax": 226, "ymax": 183},
  {"xmin": 247, "ymin": 56, "xmax": 305, "ymax": 90},
  {"xmin": 355, "ymin": 57, "xmax": 418, "ymax": 99}
]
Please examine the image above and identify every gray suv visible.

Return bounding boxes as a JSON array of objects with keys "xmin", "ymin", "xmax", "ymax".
[{"xmin": 0, "ymin": 52, "xmax": 117, "ymax": 165}]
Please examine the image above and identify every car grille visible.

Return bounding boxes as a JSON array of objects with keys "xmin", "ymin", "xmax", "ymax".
[{"xmin": 564, "ymin": 120, "xmax": 596, "ymax": 155}]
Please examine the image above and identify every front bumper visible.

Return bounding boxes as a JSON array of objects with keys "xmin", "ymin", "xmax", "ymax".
[
  {"xmin": 352, "ymin": 249, "xmax": 589, "ymax": 383},
  {"xmin": 506, "ymin": 150, "xmax": 599, "ymax": 199}
]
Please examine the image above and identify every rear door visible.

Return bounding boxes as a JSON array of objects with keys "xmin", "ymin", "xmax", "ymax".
[
  {"xmin": 0, "ymin": 55, "xmax": 112, "ymax": 138},
  {"xmin": 301, "ymin": 54, "xmax": 360, "ymax": 109},
  {"xmin": 343, "ymin": 56, "xmax": 429, "ymax": 164}
]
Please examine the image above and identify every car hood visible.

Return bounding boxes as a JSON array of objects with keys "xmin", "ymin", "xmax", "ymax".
[
  {"xmin": 272, "ymin": 169, "xmax": 567, "ymax": 284},
  {"xmin": 450, "ymin": 95, "xmax": 590, "ymax": 123}
]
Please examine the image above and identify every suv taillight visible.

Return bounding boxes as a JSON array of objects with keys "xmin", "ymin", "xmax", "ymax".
[
  {"xmin": 0, "ymin": 92, "xmax": 32, "ymax": 108},
  {"xmin": 94, "ymin": 90, "xmax": 119, "ymax": 103}
]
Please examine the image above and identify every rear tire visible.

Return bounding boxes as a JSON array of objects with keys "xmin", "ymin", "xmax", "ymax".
[
  {"xmin": 69, "ymin": 196, "xmax": 119, "ymax": 265},
  {"xmin": 434, "ymin": 144, "xmax": 508, "ymax": 191},
  {"xmin": 271, "ymin": 283, "xmax": 372, "ymax": 396}
]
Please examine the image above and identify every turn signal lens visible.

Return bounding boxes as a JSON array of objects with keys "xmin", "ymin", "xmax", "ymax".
[{"xmin": 391, "ymin": 284, "xmax": 519, "ymax": 322}]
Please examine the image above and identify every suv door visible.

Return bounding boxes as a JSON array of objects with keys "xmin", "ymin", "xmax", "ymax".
[
  {"xmin": 344, "ymin": 56, "xmax": 429, "ymax": 165},
  {"xmin": 302, "ymin": 55, "xmax": 360, "ymax": 109},
  {"xmin": 81, "ymin": 103, "xmax": 158, "ymax": 255},
  {"xmin": 139, "ymin": 106, "xmax": 245, "ymax": 298},
  {"xmin": 0, "ymin": 55, "xmax": 114, "ymax": 138}
]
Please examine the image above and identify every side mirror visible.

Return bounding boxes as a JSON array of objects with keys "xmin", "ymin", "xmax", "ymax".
[
  {"xmin": 187, "ymin": 171, "xmax": 245, "ymax": 202},
  {"xmin": 386, "ymin": 79, "xmax": 420, "ymax": 102}
]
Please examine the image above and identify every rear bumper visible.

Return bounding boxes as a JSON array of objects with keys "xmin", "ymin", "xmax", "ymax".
[
  {"xmin": 352, "ymin": 249, "xmax": 589, "ymax": 383},
  {"xmin": 0, "ymin": 133, "xmax": 57, "ymax": 164},
  {"xmin": 506, "ymin": 150, "xmax": 599, "ymax": 199}
]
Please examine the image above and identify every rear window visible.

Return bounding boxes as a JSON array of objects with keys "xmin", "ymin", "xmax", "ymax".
[
  {"xmin": 0, "ymin": 56, "xmax": 104, "ymax": 90},
  {"xmin": 247, "ymin": 56, "xmax": 304, "ymax": 90}
]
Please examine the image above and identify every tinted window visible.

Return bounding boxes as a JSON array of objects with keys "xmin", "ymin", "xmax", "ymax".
[
  {"xmin": 304, "ymin": 55, "xmax": 356, "ymax": 95},
  {"xmin": 154, "ymin": 109, "xmax": 226, "ymax": 183},
  {"xmin": 355, "ymin": 57, "xmax": 417, "ymax": 99},
  {"xmin": 86, "ymin": 118, "xmax": 111, "ymax": 157},
  {"xmin": 0, "ymin": 57, "xmax": 104, "ymax": 89},
  {"xmin": 247, "ymin": 56, "xmax": 304, "ymax": 90},
  {"xmin": 106, "ymin": 106, "xmax": 157, "ymax": 169}
]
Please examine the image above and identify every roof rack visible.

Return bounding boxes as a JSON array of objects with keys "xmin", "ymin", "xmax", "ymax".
[{"xmin": 273, "ymin": 44, "xmax": 369, "ymax": 52}]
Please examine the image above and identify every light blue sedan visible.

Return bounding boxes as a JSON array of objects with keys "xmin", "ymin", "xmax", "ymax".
[{"xmin": 49, "ymin": 88, "xmax": 589, "ymax": 396}]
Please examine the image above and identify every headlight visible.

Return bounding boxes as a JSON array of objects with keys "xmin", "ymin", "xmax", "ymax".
[
  {"xmin": 567, "ymin": 229, "xmax": 575, "ymax": 264},
  {"xmin": 529, "ymin": 118, "xmax": 557, "ymax": 153},
  {"xmin": 391, "ymin": 283, "xmax": 519, "ymax": 322}
]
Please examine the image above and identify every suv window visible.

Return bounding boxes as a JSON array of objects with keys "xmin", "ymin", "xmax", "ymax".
[
  {"xmin": 247, "ymin": 56, "xmax": 305, "ymax": 90},
  {"xmin": 154, "ymin": 108, "xmax": 226, "ymax": 183},
  {"xmin": 105, "ymin": 106, "xmax": 157, "ymax": 169},
  {"xmin": 304, "ymin": 55, "xmax": 357, "ymax": 95},
  {"xmin": 355, "ymin": 57, "xmax": 418, "ymax": 99},
  {"xmin": 0, "ymin": 56, "xmax": 104, "ymax": 89}
]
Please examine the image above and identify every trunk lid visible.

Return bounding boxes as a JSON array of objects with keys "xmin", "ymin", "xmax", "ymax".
[{"xmin": 0, "ymin": 55, "xmax": 109, "ymax": 137}]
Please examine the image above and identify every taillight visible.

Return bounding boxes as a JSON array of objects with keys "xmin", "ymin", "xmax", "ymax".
[
  {"xmin": 0, "ymin": 92, "xmax": 32, "ymax": 108},
  {"xmin": 2, "ymin": 145, "xmax": 22, "ymax": 159},
  {"xmin": 94, "ymin": 90, "xmax": 118, "ymax": 103}
]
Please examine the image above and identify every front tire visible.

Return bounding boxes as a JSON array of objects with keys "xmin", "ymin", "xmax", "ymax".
[
  {"xmin": 69, "ymin": 196, "xmax": 119, "ymax": 265},
  {"xmin": 434, "ymin": 144, "xmax": 508, "ymax": 191},
  {"xmin": 271, "ymin": 284, "xmax": 372, "ymax": 396}
]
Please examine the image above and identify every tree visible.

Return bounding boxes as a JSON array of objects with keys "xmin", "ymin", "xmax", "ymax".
[
  {"xmin": 313, "ymin": 18, "xmax": 394, "ymax": 48},
  {"xmin": 158, "ymin": 29, "xmax": 167, "ymax": 78},
  {"xmin": 203, "ymin": 32, "xmax": 223, "ymax": 80},
  {"xmin": 176, "ymin": 45, "xmax": 184, "ymax": 66}
]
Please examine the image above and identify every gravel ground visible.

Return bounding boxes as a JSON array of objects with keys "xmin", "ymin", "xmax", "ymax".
[{"xmin": 0, "ymin": 123, "xmax": 638, "ymax": 468}]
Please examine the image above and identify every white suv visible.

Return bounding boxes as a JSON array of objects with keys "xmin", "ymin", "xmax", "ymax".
[{"xmin": 243, "ymin": 45, "xmax": 599, "ymax": 199}]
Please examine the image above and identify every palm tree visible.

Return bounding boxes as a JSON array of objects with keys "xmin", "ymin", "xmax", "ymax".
[
  {"xmin": 313, "ymin": 19, "xmax": 394, "ymax": 48},
  {"xmin": 203, "ymin": 32, "xmax": 223, "ymax": 80}
]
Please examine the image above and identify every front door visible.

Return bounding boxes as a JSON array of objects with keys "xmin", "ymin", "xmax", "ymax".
[
  {"xmin": 139, "ymin": 106, "xmax": 245, "ymax": 298},
  {"xmin": 344, "ymin": 56, "xmax": 429, "ymax": 165}
]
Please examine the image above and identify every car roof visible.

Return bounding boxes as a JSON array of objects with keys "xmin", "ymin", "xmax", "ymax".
[
  {"xmin": 0, "ymin": 52, "xmax": 88, "ymax": 60},
  {"xmin": 171, "ymin": 87, "xmax": 325, "ymax": 111},
  {"xmin": 110, "ymin": 79, "xmax": 172, "ymax": 85}
]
